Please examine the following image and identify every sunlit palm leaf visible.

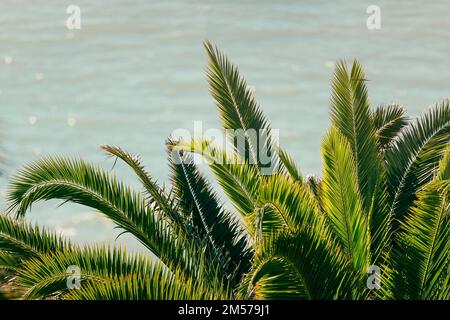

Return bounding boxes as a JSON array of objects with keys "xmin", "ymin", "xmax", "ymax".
[
  {"xmin": 14, "ymin": 246, "xmax": 156, "ymax": 299},
  {"xmin": 372, "ymin": 104, "xmax": 408, "ymax": 150},
  {"xmin": 277, "ymin": 147, "xmax": 303, "ymax": 184},
  {"xmin": 248, "ymin": 174, "xmax": 321, "ymax": 240},
  {"xmin": 239, "ymin": 226, "xmax": 363, "ymax": 300},
  {"xmin": 330, "ymin": 60, "xmax": 381, "ymax": 212},
  {"xmin": 321, "ymin": 129, "xmax": 371, "ymax": 272},
  {"xmin": 437, "ymin": 146, "xmax": 450, "ymax": 181},
  {"xmin": 65, "ymin": 267, "xmax": 231, "ymax": 300},
  {"xmin": 204, "ymin": 40, "xmax": 278, "ymax": 173}
]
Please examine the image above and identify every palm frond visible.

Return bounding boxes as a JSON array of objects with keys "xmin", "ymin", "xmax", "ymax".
[
  {"xmin": 168, "ymin": 138, "xmax": 261, "ymax": 218},
  {"xmin": 393, "ymin": 181, "xmax": 449, "ymax": 299},
  {"xmin": 168, "ymin": 148, "xmax": 252, "ymax": 283},
  {"xmin": 367, "ymin": 176, "xmax": 392, "ymax": 267},
  {"xmin": 204, "ymin": 40, "xmax": 278, "ymax": 173},
  {"xmin": 321, "ymin": 129, "xmax": 371, "ymax": 272},
  {"xmin": 65, "ymin": 265, "xmax": 231, "ymax": 300},
  {"xmin": 239, "ymin": 226, "xmax": 363, "ymax": 300},
  {"xmin": 13, "ymin": 246, "xmax": 154, "ymax": 299},
  {"xmin": 372, "ymin": 104, "xmax": 408, "ymax": 150},
  {"xmin": 386, "ymin": 100, "xmax": 450, "ymax": 219},
  {"xmin": 101, "ymin": 145, "xmax": 184, "ymax": 228},
  {"xmin": 248, "ymin": 174, "xmax": 321, "ymax": 240},
  {"xmin": 6, "ymin": 157, "xmax": 193, "ymax": 274},
  {"xmin": 437, "ymin": 146, "xmax": 450, "ymax": 181},
  {"xmin": 276, "ymin": 147, "xmax": 303, "ymax": 184},
  {"xmin": 330, "ymin": 60, "xmax": 381, "ymax": 212},
  {"xmin": 0, "ymin": 214, "xmax": 74, "ymax": 299},
  {"xmin": 0, "ymin": 213, "xmax": 69, "ymax": 261},
  {"xmin": 305, "ymin": 175, "xmax": 325, "ymax": 213}
]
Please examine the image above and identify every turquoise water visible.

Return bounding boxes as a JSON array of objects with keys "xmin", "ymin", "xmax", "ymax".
[{"xmin": 0, "ymin": 1, "xmax": 449, "ymax": 251}]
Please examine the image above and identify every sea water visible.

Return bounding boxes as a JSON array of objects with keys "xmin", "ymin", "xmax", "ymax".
[{"xmin": 0, "ymin": 0, "xmax": 449, "ymax": 251}]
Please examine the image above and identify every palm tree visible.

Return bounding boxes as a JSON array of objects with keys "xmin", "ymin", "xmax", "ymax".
[{"xmin": 0, "ymin": 41, "xmax": 448, "ymax": 300}]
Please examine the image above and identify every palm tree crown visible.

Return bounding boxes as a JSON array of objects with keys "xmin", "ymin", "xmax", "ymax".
[{"xmin": 0, "ymin": 41, "xmax": 448, "ymax": 300}]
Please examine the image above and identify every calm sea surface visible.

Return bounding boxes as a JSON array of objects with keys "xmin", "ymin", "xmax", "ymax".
[{"xmin": 0, "ymin": 0, "xmax": 449, "ymax": 251}]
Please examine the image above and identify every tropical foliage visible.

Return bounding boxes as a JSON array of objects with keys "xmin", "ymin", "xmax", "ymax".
[{"xmin": 0, "ymin": 41, "xmax": 448, "ymax": 300}]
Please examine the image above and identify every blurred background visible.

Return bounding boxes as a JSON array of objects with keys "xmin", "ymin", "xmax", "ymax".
[{"xmin": 0, "ymin": 0, "xmax": 449, "ymax": 251}]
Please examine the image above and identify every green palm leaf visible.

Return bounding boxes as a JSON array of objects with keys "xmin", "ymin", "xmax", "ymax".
[
  {"xmin": 65, "ymin": 266, "xmax": 231, "ymax": 300},
  {"xmin": 330, "ymin": 60, "xmax": 381, "ymax": 212},
  {"xmin": 168, "ymin": 138, "xmax": 261, "ymax": 218},
  {"xmin": 6, "ymin": 157, "xmax": 192, "ymax": 274},
  {"xmin": 276, "ymin": 147, "xmax": 303, "ymax": 184},
  {"xmin": 0, "ymin": 214, "xmax": 72, "ymax": 299},
  {"xmin": 437, "ymin": 146, "xmax": 450, "ymax": 180},
  {"xmin": 321, "ymin": 129, "xmax": 371, "ymax": 272},
  {"xmin": 367, "ymin": 176, "xmax": 392, "ymax": 267},
  {"xmin": 239, "ymin": 226, "xmax": 363, "ymax": 300},
  {"xmin": 0, "ymin": 213, "xmax": 69, "ymax": 260},
  {"xmin": 101, "ymin": 145, "xmax": 184, "ymax": 229},
  {"xmin": 372, "ymin": 104, "xmax": 408, "ymax": 150},
  {"xmin": 204, "ymin": 40, "xmax": 278, "ymax": 173},
  {"xmin": 13, "ymin": 246, "xmax": 153, "ymax": 299},
  {"xmin": 168, "ymin": 148, "xmax": 252, "ymax": 283},
  {"xmin": 386, "ymin": 100, "xmax": 450, "ymax": 219},
  {"xmin": 248, "ymin": 174, "xmax": 321, "ymax": 240},
  {"xmin": 394, "ymin": 180, "xmax": 449, "ymax": 299},
  {"xmin": 329, "ymin": 61, "xmax": 393, "ymax": 269}
]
